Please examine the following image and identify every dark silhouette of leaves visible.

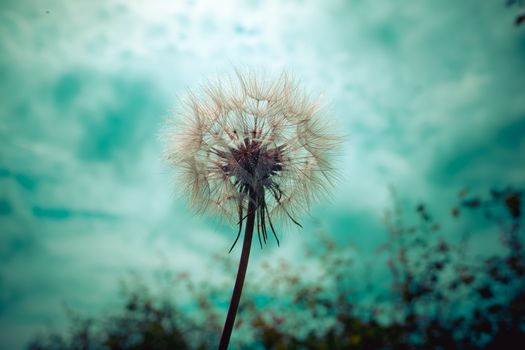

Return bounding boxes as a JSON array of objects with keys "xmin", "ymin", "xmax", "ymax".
[{"xmin": 28, "ymin": 187, "xmax": 525, "ymax": 350}]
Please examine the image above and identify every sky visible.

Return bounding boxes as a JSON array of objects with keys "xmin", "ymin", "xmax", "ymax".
[{"xmin": 1, "ymin": 0, "xmax": 524, "ymax": 348}]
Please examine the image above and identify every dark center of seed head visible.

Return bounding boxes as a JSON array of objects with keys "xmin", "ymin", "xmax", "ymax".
[{"xmin": 220, "ymin": 138, "xmax": 283, "ymax": 187}]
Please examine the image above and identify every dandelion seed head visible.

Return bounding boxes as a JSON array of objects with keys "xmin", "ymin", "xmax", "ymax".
[{"xmin": 162, "ymin": 70, "xmax": 340, "ymax": 243}]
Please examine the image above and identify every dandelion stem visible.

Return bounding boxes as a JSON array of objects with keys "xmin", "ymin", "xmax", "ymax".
[{"xmin": 218, "ymin": 191, "xmax": 256, "ymax": 350}]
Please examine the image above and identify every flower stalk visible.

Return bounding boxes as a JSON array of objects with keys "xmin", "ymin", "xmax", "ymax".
[{"xmin": 217, "ymin": 190, "xmax": 256, "ymax": 350}]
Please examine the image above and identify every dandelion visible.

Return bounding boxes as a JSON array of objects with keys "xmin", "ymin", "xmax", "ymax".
[{"xmin": 162, "ymin": 70, "xmax": 339, "ymax": 349}]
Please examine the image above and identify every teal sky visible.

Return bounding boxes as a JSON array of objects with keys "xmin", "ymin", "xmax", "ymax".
[{"xmin": 1, "ymin": 0, "xmax": 524, "ymax": 349}]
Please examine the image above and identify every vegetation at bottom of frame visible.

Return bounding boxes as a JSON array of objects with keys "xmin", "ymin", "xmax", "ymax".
[{"xmin": 28, "ymin": 187, "xmax": 525, "ymax": 350}]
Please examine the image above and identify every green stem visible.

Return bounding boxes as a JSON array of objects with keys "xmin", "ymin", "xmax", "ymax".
[{"xmin": 217, "ymin": 192, "xmax": 256, "ymax": 350}]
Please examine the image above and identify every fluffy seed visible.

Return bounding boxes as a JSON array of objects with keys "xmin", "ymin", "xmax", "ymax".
[{"xmin": 162, "ymin": 70, "xmax": 339, "ymax": 248}]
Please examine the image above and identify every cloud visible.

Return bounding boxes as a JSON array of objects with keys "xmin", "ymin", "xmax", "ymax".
[{"xmin": 1, "ymin": 0, "xmax": 524, "ymax": 349}]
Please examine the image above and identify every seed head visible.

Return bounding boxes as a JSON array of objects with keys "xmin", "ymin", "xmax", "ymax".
[{"xmin": 162, "ymin": 71, "xmax": 339, "ymax": 249}]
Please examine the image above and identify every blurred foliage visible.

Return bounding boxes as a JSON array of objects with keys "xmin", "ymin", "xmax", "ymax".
[
  {"xmin": 28, "ymin": 187, "xmax": 525, "ymax": 349},
  {"xmin": 28, "ymin": 277, "xmax": 214, "ymax": 350},
  {"xmin": 506, "ymin": 0, "xmax": 525, "ymax": 25}
]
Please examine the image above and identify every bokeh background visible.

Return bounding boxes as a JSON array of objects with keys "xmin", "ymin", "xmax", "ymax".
[{"xmin": 1, "ymin": 0, "xmax": 524, "ymax": 349}]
